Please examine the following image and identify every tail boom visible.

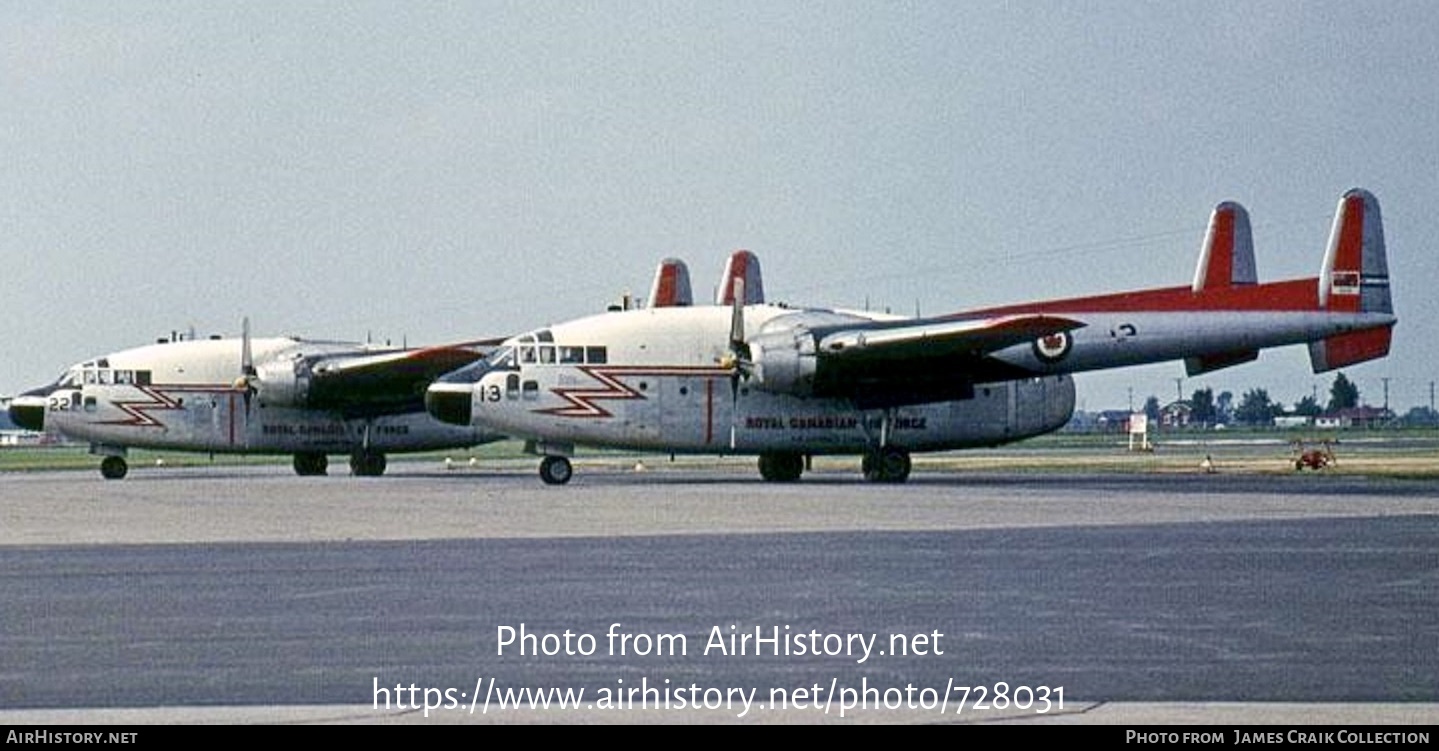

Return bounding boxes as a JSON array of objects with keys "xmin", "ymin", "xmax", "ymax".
[{"xmin": 967, "ymin": 188, "xmax": 1396, "ymax": 377}]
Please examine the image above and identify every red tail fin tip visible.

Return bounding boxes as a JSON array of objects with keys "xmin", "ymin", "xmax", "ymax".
[
  {"xmin": 648, "ymin": 258, "xmax": 693, "ymax": 308},
  {"xmin": 1192, "ymin": 201, "xmax": 1256, "ymax": 292},
  {"xmin": 1319, "ymin": 188, "xmax": 1391, "ymax": 314},
  {"xmin": 717, "ymin": 250, "xmax": 765, "ymax": 305}
]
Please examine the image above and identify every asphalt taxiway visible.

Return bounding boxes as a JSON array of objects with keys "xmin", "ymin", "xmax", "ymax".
[{"xmin": 1, "ymin": 461, "xmax": 1437, "ymax": 725}]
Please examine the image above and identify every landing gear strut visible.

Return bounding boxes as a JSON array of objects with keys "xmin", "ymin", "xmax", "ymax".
[
  {"xmin": 539, "ymin": 455, "xmax": 573, "ymax": 485},
  {"xmin": 758, "ymin": 452, "xmax": 804, "ymax": 482},
  {"xmin": 293, "ymin": 453, "xmax": 328, "ymax": 476},
  {"xmin": 349, "ymin": 451, "xmax": 387, "ymax": 477},
  {"xmin": 862, "ymin": 447, "xmax": 911, "ymax": 483}
]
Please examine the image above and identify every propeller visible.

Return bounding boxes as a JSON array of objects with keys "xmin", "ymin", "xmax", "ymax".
[
  {"xmin": 717, "ymin": 278, "xmax": 754, "ymax": 449},
  {"xmin": 236, "ymin": 317, "xmax": 258, "ymax": 412},
  {"xmin": 718, "ymin": 278, "xmax": 753, "ymax": 392}
]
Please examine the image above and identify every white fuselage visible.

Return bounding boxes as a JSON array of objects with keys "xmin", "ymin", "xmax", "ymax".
[
  {"xmin": 39, "ymin": 337, "xmax": 490, "ymax": 454},
  {"xmin": 440, "ymin": 306, "xmax": 1076, "ymax": 454},
  {"xmin": 434, "ymin": 297, "xmax": 1394, "ymax": 457}
]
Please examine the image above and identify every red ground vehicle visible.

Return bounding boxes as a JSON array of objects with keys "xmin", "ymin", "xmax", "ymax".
[{"xmin": 1292, "ymin": 440, "xmax": 1337, "ymax": 471}]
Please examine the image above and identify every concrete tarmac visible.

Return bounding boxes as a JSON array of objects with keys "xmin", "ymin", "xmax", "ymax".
[{"xmin": 2, "ymin": 460, "xmax": 1437, "ymax": 725}]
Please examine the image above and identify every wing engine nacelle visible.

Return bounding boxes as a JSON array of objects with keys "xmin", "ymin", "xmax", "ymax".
[
  {"xmin": 744, "ymin": 311, "xmax": 875, "ymax": 397},
  {"xmin": 251, "ymin": 356, "xmax": 313, "ymax": 408},
  {"xmin": 748, "ymin": 325, "xmax": 819, "ymax": 396}
]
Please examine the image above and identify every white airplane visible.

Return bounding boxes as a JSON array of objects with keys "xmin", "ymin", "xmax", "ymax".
[
  {"xmin": 425, "ymin": 188, "xmax": 1396, "ymax": 485},
  {"xmin": 8, "ymin": 322, "xmax": 502, "ymax": 479}
]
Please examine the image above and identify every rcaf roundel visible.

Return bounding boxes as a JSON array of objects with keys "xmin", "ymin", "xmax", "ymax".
[{"xmin": 1033, "ymin": 331, "xmax": 1073, "ymax": 363}]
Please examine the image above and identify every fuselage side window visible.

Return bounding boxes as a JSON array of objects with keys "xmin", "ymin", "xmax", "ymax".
[{"xmin": 586, "ymin": 346, "xmax": 607, "ymax": 364}]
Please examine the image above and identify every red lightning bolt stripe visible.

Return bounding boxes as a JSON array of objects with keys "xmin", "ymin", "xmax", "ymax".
[
  {"xmin": 98, "ymin": 384, "xmax": 242, "ymax": 428},
  {"xmin": 537, "ymin": 366, "xmax": 729, "ymax": 419}
]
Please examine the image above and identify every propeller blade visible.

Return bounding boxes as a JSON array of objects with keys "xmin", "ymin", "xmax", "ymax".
[
  {"xmin": 728, "ymin": 277, "xmax": 745, "ymax": 349},
  {"xmin": 241, "ymin": 316, "xmax": 255, "ymax": 377},
  {"xmin": 238, "ymin": 317, "xmax": 257, "ymax": 414},
  {"xmin": 724, "ymin": 277, "xmax": 752, "ymax": 402}
]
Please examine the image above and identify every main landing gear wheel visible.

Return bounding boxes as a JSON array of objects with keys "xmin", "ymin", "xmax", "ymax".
[
  {"xmin": 349, "ymin": 451, "xmax": 387, "ymax": 477},
  {"xmin": 539, "ymin": 455, "xmax": 573, "ymax": 485},
  {"xmin": 862, "ymin": 447, "xmax": 911, "ymax": 483},
  {"xmin": 293, "ymin": 453, "xmax": 329, "ymax": 476},
  {"xmin": 99, "ymin": 456, "xmax": 128, "ymax": 480},
  {"xmin": 758, "ymin": 452, "xmax": 804, "ymax": 482}
]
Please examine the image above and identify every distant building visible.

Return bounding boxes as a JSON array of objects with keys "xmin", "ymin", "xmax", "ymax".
[
  {"xmin": 1095, "ymin": 410, "xmax": 1133, "ymax": 433},
  {"xmin": 1160, "ymin": 401, "xmax": 1193, "ymax": 429},
  {"xmin": 1317, "ymin": 406, "xmax": 1393, "ymax": 430}
]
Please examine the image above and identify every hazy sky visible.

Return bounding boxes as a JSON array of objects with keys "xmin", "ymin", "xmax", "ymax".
[{"xmin": 4, "ymin": 1, "xmax": 1437, "ymax": 413}]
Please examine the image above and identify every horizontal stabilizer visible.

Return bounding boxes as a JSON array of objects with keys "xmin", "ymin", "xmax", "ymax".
[
  {"xmin": 1309, "ymin": 327, "xmax": 1392, "ymax": 373},
  {"xmin": 1185, "ymin": 349, "xmax": 1259, "ymax": 376},
  {"xmin": 1192, "ymin": 201, "xmax": 1257, "ymax": 292},
  {"xmin": 648, "ymin": 258, "xmax": 693, "ymax": 308}
]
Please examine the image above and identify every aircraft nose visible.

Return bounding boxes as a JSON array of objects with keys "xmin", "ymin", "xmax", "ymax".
[
  {"xmin": 8, "ymin": 394, "xmax": 48, "ymax": 432},
  {"xmin": 425, "ymin": 384, "xmax": 473, "ymax": 426}
]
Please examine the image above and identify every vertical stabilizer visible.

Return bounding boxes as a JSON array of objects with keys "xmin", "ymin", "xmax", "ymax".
[
  {"xmin": 648, "ymin": 258, "xmax": 693, "ymax": 308},
  {"xmin": 1185, "ymin": 201, "xmax": 1258, "ymax": 375},
  {"xmin": 1309, "ymin": 188, "xmax": 1394, "ymax": 371},
  {"xmin": 1192, "ymin": 201, "xmax": 1256, "ymax": 292},
  {"xmin": 716, "ymin": 250, "xmax": 765, "ymax": 305},
  {"xmin": 1318, "ymin": 188, "xmax": 1390, "ymax": 314}
]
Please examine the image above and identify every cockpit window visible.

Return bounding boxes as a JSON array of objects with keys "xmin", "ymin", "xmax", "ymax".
[
  {"xmin": 75, "ymin": 368, "xmax": 153, "ymax": 387},
  {"xmin": 488, "ymin": 347, "xmax": 517, "ymax": 370},
  {"xmin": 506, "ymin": 343, "xmax": 609, "ymax": 366}
]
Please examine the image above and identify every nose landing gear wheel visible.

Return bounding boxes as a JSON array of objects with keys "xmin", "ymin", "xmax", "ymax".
[
  {"xmin": 100, "ymin": 456, "xmax": 128, "ymax": 480},
  {"xmin": 539, "ymin": 455, "xmax": 573, "ymax": 485}
]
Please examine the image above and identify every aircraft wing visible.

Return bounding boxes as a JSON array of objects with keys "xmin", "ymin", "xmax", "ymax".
[
  {"xmin": 816, "ymin": 314, "xmax": 1084, "ymax": 361},
  {"xmin": 305, "ymin": 340, "xmax": 499, "ymax": 415},
  {"xmin": 777, "ymin": 313, "xmax": 1085, "ymax": 409}
]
